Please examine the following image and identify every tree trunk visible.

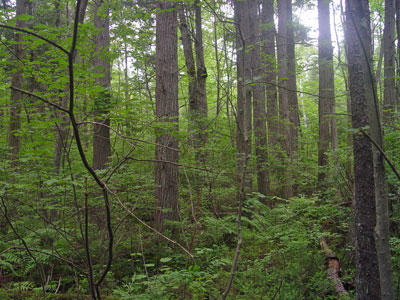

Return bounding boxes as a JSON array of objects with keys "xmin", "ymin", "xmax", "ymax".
[
  {"xmin": 92, "ymin": 0, "xmax": 111, "ymax": 170},
  {"xmin": 383, "ymin": 0, "xmax": 396, "ymax": 125},
  {"xmin": 8, "ymin": 0, "xmax": 26, "ymax": 164},
  {"xmin": 372, "ymin": 0, "xmax": 395, "ymax": 298},
  {"xmin": 234, "ymin": 0, "xmax": 252, "ymax": 192},
  {"xmin": 249, "ymin": 0, "xmax": 270, "ymax": 199},
  {"xmin": 277, "ymin": 0, "xmax": 292, "ymax": 198},
  {"xmin": 154, "ymin": 0, "xmax": 179, "ymax": 233},
  {"xmin": 194, "ymin": 0, "xmax": 208, "ymax": 155},
  {"xmin": 262, "ymin": 0, "xmax": 278, "ymax": 153},
  {"xmin": 286, "ymin": 0, "xmax": 299, "ymax": 155},
  {"xmin": 317, "ymin": 0, "xmax": 335, "ymax": 188},
  {"xmin": 345, "ymin": 1, "xmax": 382, "ymax": 299}
]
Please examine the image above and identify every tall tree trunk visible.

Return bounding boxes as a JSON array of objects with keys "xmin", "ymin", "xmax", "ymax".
[
  {"xmin": 8, "ymin": 0, "xmax": 26, "ymax": 164},
  {"xmin": 155, "ymin": 0, "xmax": 179, "ymax": 233},
  {"xmin": 92, "ymin": 0, "xmax": 111, "ymax": 170},
  {"xmin": 396, "ymin": 0, "xmax": 400, "ymax": 116},
  {"xmin": 194, "ymin": 0, "xmax": 208, "ymax": 155},
  {"xmin": 383, "ymin": 0, "xmax": 396, "ymax": 125},
  {"xmin": 234, "ymin": 0, "xmax": 252, "ymax": 192},
  {"xmin": 277, "ymin": 0, "xmax": 292, "ymax": 198},
  {"xmin": 249, "ymin": 0, "xmax": 270, "ymax": 199},
  {"xmin": 262, "ymin": 0, "xmax": 278, "ymax": 153},
  {"xmin": 372, "ymin": 0, "xmax": 396, "ymax": 298},
  {"xmin": 286, "ymin": 0, "xmax": 299, "ymax": 155},
  {"xmin": 345, "ymin": 1, "xmax": 382, "ymax": 299},
  {"xmin": 317, "ymin": 0, "xmax": 335, "ymax": 188}
]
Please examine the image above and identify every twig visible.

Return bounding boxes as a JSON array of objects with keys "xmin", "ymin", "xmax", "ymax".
[
  {"xmin": 359, "ymin": 128, "xmax": 400, "ymax": 182},
  {"xmin": 221, "ymin": 155, "xmax": 248, "ymax": 300},
  {"xmin": 10, "ymin": 86, "xmax": 69, "ymax": 113},
  {"xmin": 0, "ymin": 24, "xmax": 69, "ymax": 54},
  {"xmin": 106, "ymin": 188, "xmax": 194, "ymax": 259},
  {"xmin": 1, "ymin": 196, "xmax": 47, "ymax": 292}
]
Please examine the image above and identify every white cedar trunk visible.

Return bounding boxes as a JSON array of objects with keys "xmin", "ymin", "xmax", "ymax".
[
  {"xmin": 249, "ymin": 0, "xmax": 270, "ymax": 199},
  {"xmin": 154, "ymin": 0, "xmax": 179, "ymax": 233}
]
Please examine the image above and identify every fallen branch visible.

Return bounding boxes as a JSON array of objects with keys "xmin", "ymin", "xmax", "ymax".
[{"xmin": 319, "ymin": 238, "xmax": 349, "ymax": 297}]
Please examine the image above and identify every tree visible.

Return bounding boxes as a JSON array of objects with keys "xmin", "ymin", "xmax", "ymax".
[
  {"xmin": 8, "ymin": 0, "xmax": 26, "ymax": 163},
  {"xmin": 262, "ymin": 0, "xmax": 278, "ymax": 154},
  {"xmin": 345, "ymin": 0, "xmax": 382, "ymax": 298},
  {"xmin": 234, "ymin": 0, "xmax": 252, "ymax": 191},
  {"xmin": 178, "ymin": 0, "xmax": 208, "ymax": 158},
  {"xmin": 249, "ymin": 0, "xmax": 270, "ymax": 199},
  {"xmin": 383, "ymin": 0, "xmax": 396, "ymax": 125},
  {"xmin": 317, "ymin": 0, "xmax": 335, "ymax": 187},
  {"xmin": 92, "ymin": 0, "xmax": 111, "ymax": 170},
  {"xmin": 277, "ymin": 0, "xmax": 296, "ymax": 198},
  {"xmin": 155, "ymin": 0, "xmax": 179, "ymax": 233}
]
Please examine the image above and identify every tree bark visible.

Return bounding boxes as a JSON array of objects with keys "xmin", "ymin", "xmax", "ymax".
[
  {"xmin": 249, "ymin": 0, "xmax": 270, "ymax": 199},
  {"xmin": 371, "ymin": 0, "xmax": 396, "ymax": 298},
  {"xmin": 317, "ymin": 0, "xmax": 335, "ymax": 188},
  {"xmin": 277, "ymin": 0, "xmax": 292, "ymax": 198},
  {"xmin": 194, "ymin": 0, "xmax": 208, "ymax": 154},
  {"xmin": 92, "ymin": 0, "xmax": 111, "ymax": 170},
  {"xmin": 8, "ymin": 0, "xmax": 26, "ymax": 164},
  {"xmin": 286, "ymin": 0, "xmax": 299, "ymax": 155},
  {"xmin": 345, "ymin": 1, "xmax": 382, "ymax": 299},
  {"xmin": 262, "ymin": 0, "xmax": 278, "ymax": 153},
  {"xmin": 234, "ymin": 0, "xmax": 252, "ymax": 192},
  {"xmin": 383, "ymin": 0, "xmax": 396, "ymax": 125},
  {"xmin": 155, "ymin": 0, "xmax": 179, "ymax": 233}
]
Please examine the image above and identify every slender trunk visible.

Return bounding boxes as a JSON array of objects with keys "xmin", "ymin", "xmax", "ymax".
[
  {"xmin": 194, "ymin": 0, "xmax": 208, "ymax": 154},
  {"xmin": 92, "ymin": 0, "xmax": 111, "ymax": 170},
  {"xmin": 155, "ymin": 0, "xmax": 179, "ymax": 233},
  {"xmin": 383, "ymin": 0, "xmax": 396, "ymax": 125},
  {"xmin": 317, "ymin": 0, "xmax": 335, "ymax": 188},
  {"xmin": 286, "ymin": 0, "xmax": 299, "ymax": 155},
  {"xmin": 396, "ymin": 0, "xmax": 400, "ymax": 116},
  {"xmin": 371, "ymin": 0, "xmax": 396, "ymax": 298},
  {"xmin": 8, "ymin": 0, "xmax": 26, "ymax": 164}
]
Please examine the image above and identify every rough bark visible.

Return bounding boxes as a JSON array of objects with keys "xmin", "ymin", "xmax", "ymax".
[
  {"xmin": 178, "ymin": 6, "xmax": 197, "ymax": 121},
  {"xmin": 155, "ymin": 0, "xmax": 179, "ymax": 233},
  {"xmin": 345, "ymin": 1, "xmax": 382, "ymax": 299},
  {"xmin": 194, "ymin": 0, "xmax": 208, "ymax": 153},
  {"xmin": 277, "ymin": 0, "xmax": 292, "ymax": 198},
  {"xmin": 372, "ymin": 0, "xmax": 395, "ymax": 297},
  {"xmin": 8, "ymin": 0, "xmax": 26, "ymax": 163},
  {"xmin": 234, "ymin": 0, "xmax": 252, "ymax": 192},
  {"xmin": 286, "ymin": 0, "xmax": 299, "ymax": 155},
  {"xmin": 179, "ymin": 0, "xmax": 208, "ymax": 157},
  {"xmin": 262, "ymin": 0, "xmax": 278, "ymax": 153},
  {"xmin": 396, "ymin": 0, "xmax": 400, "ymax": 115},
  {"xmin": 249, "ymin": 0, "xmax": 270, "ymax": 199},
  {"xmin": 383, "ymin": 0, "xmax": 396, "ymax": 125},
  {"xmin": 317, "ymin": 0, "xmax": 335, "ymax": 187},
  {"xmin": 319, "ymin": 238, "xmax": 349, "ymax": 297},
  {"xmin": 92, "ymin": 0, "xmax": 111, "ymax": 170}
]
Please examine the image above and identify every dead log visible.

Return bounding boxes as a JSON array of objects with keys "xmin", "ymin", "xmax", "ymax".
[{"xmin": 319, "ymin": 238, "xmax": 349, "ymax": 296}]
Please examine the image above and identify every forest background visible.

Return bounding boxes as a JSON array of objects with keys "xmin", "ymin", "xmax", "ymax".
[{"xmin": 0, "ymin": 0, "xmax": 399, "ymax": 299}]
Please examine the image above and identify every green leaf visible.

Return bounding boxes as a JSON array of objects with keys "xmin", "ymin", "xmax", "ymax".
[{"xmin": 160, "ymin": 257, "xmax": 172, "ymax": 263}]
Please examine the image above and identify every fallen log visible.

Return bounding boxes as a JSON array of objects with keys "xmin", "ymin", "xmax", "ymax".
[{"xmin": 319, "ymin": 238, "xmax": 349, "ymax": 297}]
